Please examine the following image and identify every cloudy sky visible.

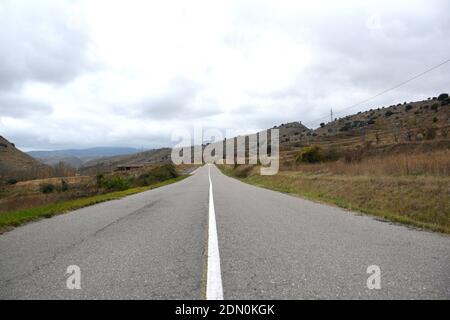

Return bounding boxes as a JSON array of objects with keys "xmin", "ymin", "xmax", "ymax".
[{"xmin": 0, "ymin": 0, "xmax": 449, "ymax": 150}]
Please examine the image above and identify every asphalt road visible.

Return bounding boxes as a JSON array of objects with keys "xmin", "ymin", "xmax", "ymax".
[{"xmin": 0, "ymin": 165, "xmax": 449, "ymax": 299}]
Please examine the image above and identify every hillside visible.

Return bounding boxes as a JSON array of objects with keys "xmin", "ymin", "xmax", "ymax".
[
  {"xmin": 79, "ymin": 148, "xmax": 172, "ymax": 175},
  {"xmin": 28, "ymin": 147, "xmax": 142, "ymax": 168},
  {"xmin": 281, "ymin": 94, "xmax": 449, "ymax": 147},
  {"xmin": 219, "ymin": 93, "xmax": 450, "ymax": 234},
  {"xmin": 274, "ymin": 93, "xmax": 449, "ymax": 164},
  {"xmin": 0, "ymin": 136, "xmax": 51, "ymax": 181}
]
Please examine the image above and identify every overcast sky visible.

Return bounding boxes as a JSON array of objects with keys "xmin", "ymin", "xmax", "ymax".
[{"xmin": 0, "ymin": 0, "xmax": 449, "ymax": 151}]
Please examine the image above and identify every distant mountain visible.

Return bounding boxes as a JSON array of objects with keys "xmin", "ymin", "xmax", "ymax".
[
  {"xmin": 80, "ymin": 148, "xmax": 172, "ymax": 175},
  {"xmin": 0, "ymin": 136, "xmax": 51, "ymax": 181},
  {"xmin": 31, "ymin": 155, "xmax": 85, "ymax": 168},
  {"xmin": 28, "ymin": 147, "xmax": 141, "ymax": 159},
  {"xmin": 28, "ymin": 147, "xmax": 143, "ymax": 168}
]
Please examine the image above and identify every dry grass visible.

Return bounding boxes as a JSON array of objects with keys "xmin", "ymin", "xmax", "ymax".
[
  {"xmin": 219, "ymin": 165, "xmax": 450, "ymax": 234},
  {"xmin": 14, "ymin": 176, "xmax": 92, "ymax": 189},
  {"xmin": 284, "ymin": 149, "xmax": 450, "ymax": 176},
  {"xmin": 0, "ymin": 176, "xmax": 188, "ymax": 232}
]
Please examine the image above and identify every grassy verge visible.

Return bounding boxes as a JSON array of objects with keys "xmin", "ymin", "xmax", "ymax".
[
  {"xmin": 0, "ymin": 175, "xmax": 188, "ymax": 232},
  {"xmin": 218, "ymin": 165, "xmax": 450, "ymax": 234}
]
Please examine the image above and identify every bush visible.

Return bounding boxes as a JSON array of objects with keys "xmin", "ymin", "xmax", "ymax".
[
  {"xmin": 437, "ymin": 93, "xmax": 448, "ymax": 101},
  {"xmin": 135, "ymin": 164, "xmax": 179, "ymax": 187},
  {"xmin": 367, "ymin": 119, "xmax": 376, "ymax": 125},
  {"xmin": 40, "ymin": 183, "xmax": 55, "ymax": 194},
  {"xmin": 322, "ymin": 147, "xmax": 340, "ymax": 161},
  {"xmin": 296, "ymin": 145, "xmax": 323, "ymax": 163},
  {"xmin": 343, "ymin": 148, "xmax": 363, "ymax": 163},
  {"xmin": 96, "ymin": 174, "xmax": 104, "ymax": 188},
  {"xmin": 405, "ymin": 104, "xmax": 413, "ymax": 111},
  {"xmin": 339, "ymin": 122, "xmax": 352, "ymax": 132},
  {"xmin": 425, "ymin": 127, "xmax": 437, "ymax": 140},
  {"xmin": 320, "ymin": 122, "xmax": 325, "ymax": 128},
  {"xmin": 61, "ymin": 179, "xmax": 69, "ymax": 192},
  {"xmin": 7, "ymin": 178, "xmax": 18, "ymax": 185},
  {"xmin": 99, "ymin": 176, "xmax": 130, "ymax": 191},
  {"xmin": 385, "ymin": 110, "xmax": 394, "ymax": 117},
  {"xmin": 149, "ymin": 164, "xmax": 178, "ymax": 180},
  {"xmin": 233, "ymin": 165, "xmax": 254, "ymax": 178},
  {"xmin": 431, "ymin": 103, "xmax": 439, "ymax": 111}
]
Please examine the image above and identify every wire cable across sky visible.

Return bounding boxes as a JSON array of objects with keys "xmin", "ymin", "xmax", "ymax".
[{"xmin": 304, "ymin": 58, "xmax": 450, "ymax": 127}]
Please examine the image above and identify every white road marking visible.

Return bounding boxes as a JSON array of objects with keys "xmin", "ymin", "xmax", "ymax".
[{"xmin": 206, "ymin": 164, "xmax": 224, "ymax": 300}]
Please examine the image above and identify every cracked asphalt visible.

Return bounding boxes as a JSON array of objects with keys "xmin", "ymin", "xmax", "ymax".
[{"xmin": 0, "ymin": 165, "xmax": 449, "ymax": 299}]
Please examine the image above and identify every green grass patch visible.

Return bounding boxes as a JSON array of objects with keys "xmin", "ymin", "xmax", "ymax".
[{"xmin": 0, "ymin": 175, "xmax": 188, "ymax": 232}]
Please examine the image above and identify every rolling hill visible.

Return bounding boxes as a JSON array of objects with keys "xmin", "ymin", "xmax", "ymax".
[
  {"xmin": 0, "ymin": 136, "xmax": 51, "ymax": 181},
  {"xmin": 79, "ymin": 148, "xmax": 172, "ymax": 175},
  {"xmin": 27, "ymin": 147, "xmax": 142, "ymax": 168}
]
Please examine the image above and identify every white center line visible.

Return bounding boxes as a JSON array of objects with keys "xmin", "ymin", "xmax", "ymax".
[{"xmin": 206, "ymin": 164, "xmax": 224, "ymax": 300}]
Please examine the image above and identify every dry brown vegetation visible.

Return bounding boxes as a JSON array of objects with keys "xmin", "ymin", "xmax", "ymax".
[
  {"xmin": 285, "ymin": 149, "xmax": 450, "ymax": 176},
  {"xmin": 0, "ymin": 176, "xmax": 97, "ymax": 213},
  {"xmin": 0, "ymin": 164, "xmax": 182, "ymax": 215},
  {"xmin": 235, "ymin": 171, "xmax": 450, "ymax": 233},
  {"xmin": 219, "ymin": 131, "xmax": 450, "ymax": 233}
]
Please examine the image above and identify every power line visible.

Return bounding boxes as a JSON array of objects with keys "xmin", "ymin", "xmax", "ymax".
[{"xmin": 304, "ymin": 58, "xmax": 450, "ymax": 127}]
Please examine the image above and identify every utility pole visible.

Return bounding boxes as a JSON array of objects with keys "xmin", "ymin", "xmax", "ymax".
[{"xmin": 330, "ymin": 108, "xmax": 334, "ymax": 123}]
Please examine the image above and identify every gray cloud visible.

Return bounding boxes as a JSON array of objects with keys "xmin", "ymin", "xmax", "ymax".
[
  {"xmin": 0, "ymin": 92, "xmax": 52, "ymax": 118},
  {"xmin": 117, "ymin": 78, "xmax": 222, "ymax": 121},
  {"xmin": 0, "ymin": 0, "xmax": 449, "ymax": 150},
  {"xmin": 0, "ymin": 0, "xmax": 94, "ymax": 91}
]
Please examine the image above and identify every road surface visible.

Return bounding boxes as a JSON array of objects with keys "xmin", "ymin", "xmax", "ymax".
[{"xmin": 0, "ymin": 165, "xmax": 449, "ymax": 299}]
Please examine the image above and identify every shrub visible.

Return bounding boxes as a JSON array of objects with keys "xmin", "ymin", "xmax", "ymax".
[
  {"xmin": 343, "ymin": 148, "xmax": 363, "ymax": 163},
  {"xmin": 339, "ymin": 122, "xmax": 352, "ymax": 132},
  {"xmin": 233, "ymin": 165, "xmax": 254, "ymax": 178},
  {"xmin": 425, "ymin": 127, "xmax": 437, "ymax": 140},
  {"xmin": 40, "ymin": 183, "xmax": 55, "ymax": 194},
  {"xmin": 320, "ymin": 122, "xmax": 325, "ymax": 128},
  {"xmin": 367, "ymin": 119, "xmax": 376, "ymax": 125},
  {"xmin": 7, "ymin": 178, "xmax": 18, "ymax": 185},
  {"xmin": 433, "ymin": 117, "xmax": 438, "ymax": 123},
  {"xmin": 385, "ymin": 110, "xmax": 394, "ymax": 117},
  {"xmin": 61, "ymin": 179, "xmax": 69, "ymax": 192},
  {"xmin": 322, "ymin": 147, "xmax": 340, "ymax": 162},
  {"xmin": 148, "ymin": 164, "xmax": 178, "ymax": 181},
  {"xmin": 99, "ymin": 176, "xmax": 130, "ymax": 191},
  {"xmin": 135, "ymin": 164, "xmax": 178, "ymax": 186},
  {"xmin": 441, "ymin": 99, "xmax": 449, "ymax": 106},
  {"xmin": 431, "ymin": 103, "xmax": 439, "ymax": 111},
  {"xmin": 296, "ymin": 145, "xmax": 323, "ymax": 163},
  {"xmin": 96, "ymin": 174, "xmax": 104, "ymax": 188},
  {"xmin": 437, "ymin": 93, "xmax": 448, "ymax": 101},
  {"xmin": 405, "ymin": 104, "xmax": 413, "ymax": 111}
]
